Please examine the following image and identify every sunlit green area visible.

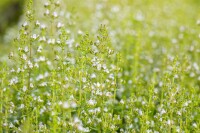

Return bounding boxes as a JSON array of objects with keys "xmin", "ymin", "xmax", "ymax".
[{"xmin": 0, "ymin": 0, "xmax": 200, "ymax": 132}]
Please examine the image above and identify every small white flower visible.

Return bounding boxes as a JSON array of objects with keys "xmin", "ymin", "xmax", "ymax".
[
  {"xmin": 28, "ymin": 60, "xmax": 33, "ymax": 68},
  {"xmin": 9, "ymin": 77, "xmax": 18, "ymax": 85},
  {"xmin": 192, "ymin": 123, "xmax": 197, "ymax": 128},
  {"xmin": 31, "ymin": 34, "xmax": 38, "ymax": 40},
  {"xmin": 55, "ymin": 1, "xmax": 60, "ymax": 6},
  {"xmin": 34, "ymin": 63, "xmax": 39, "ymax": 68},
  {"xmin": 166, "ymin": 120, "xmax": 171, "ymax": 125},
  {"xmin": 78, "ymin": 30, "xmax": 83, "ymax": 35},
  {"xmin": 36, "ymin": 74, "xmax": 44, "ymax": 81},
  {"xmin": 10, "ymin": 68, "xmax": 15, "ymax": 72},
  {"xmin": 177, "ymin": 111, "xmax": 181, "ymax": 116},
  {"xmin": 39, "ymin": 56, "xmax": 46, "ymax": 62},
  {"xmin": 39, "ymin": 82, "xmax": 47, "ymax": 87},
  {"xmin": 197, "ymin": 20, "xmax": 200, "ymax": 25},
  {"xmin": 120, "ymin": 99, "xmax": 124, "ymax": 104},
  {"xmin": 71, "ymin": 101, "xmax": 77, "ymax": 108},
  {"xmin": 47, "ymin": 38, "xmax": 55, "ymax": 44},
  {"xmin": 24, "ymin": 46, "xmax": 29, "ymax": 53},
  {"xmin": 63, "ymin": 101, "xmax": 70, "ymax": 109},
  {"xmin": 105, "ymin": 92, "xmax": 112, "ymax": 97},
  {"xmin": 109, "ymin": 73, "xmax": 115, "ymax": 79},
  {"xmin": 44, "ymin": 9, "xmax": 50, "ymax": 16},
  {"xmin": 52, "ymin": 12, "xmax": 58, "ymax": 18},
  {"xmin": 138, "ymin": 109, "xmax": 143, "ymax": 116},
  {"xmin": 22, "ymin": 21, "xmax": 28, "ymax": 27},
  {"xmin": 35, "ymin": 20, "xmax": 40, "ymax": 26},
  {"xmin": 82, "ymin": 77, "xmax": 87, "ymax": 83},
  {"xmin": 160, "ymin": 109, "xmax": 166, "ymax": 115},
  {"xmin": 3, "ymin": 123, "xmax": 7, "ymax": 127},
  {"xmin": 3, "ymin": 88, "xmax": 6, "ymax": 92},
  {"xmin": 21, "ymin": 54, "xmax": 27, "ymax": 60},
  {"xmin": 97, "ymin": 64, "xmax": 101, "ymax": 70},
  {"xmin": 57, "ymin": 22, "xmax": 64, "ymax": 28},
  {"xmin": 22, "ymin": 86, "xmax": 27, "ymax": 92},
  {"xmin": 30, "ymin": 83, "xmax": 34, "ymax": 88},
  {"xmin": 19, "ymin": 104, "xmax": 25, "ymax": 109},
  {"xmin": 91, "ymin": 73, "xmax": 96, "ymax": 79},
  {"xmin": 146, "ymin": 129, "xmax": 152, "ymax": 133},
  {"xmin": 37, "ymin": 45, "xmax": 43, "ymax": 53},
  {"xmin": 14, "ymin": 120, "xmax": 19, "ymax": 124},
  {"xmin": 40, "ymin": 24, "xmax": 46, "ymax": 30},
  {"xmin": 44, "ymin": 2, "xmax": 49, "ymax": 7},
  {"xmin": 39, "ymin": 36, "xmax": 46, "ymax": 42},
  {"xmin": 88, "ymin": 99, "xmax": 97, "ymax": 106},
  {"xmin": 55, "ymin": 40, "xmax": 61, "ymax": 45},
  {"xmin": 58, "ymin": 101, "xmax": 63, "ymax": 105}
]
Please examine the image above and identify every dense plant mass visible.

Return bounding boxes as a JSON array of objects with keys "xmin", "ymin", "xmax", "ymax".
[{"xmin": 0, "ymin": 0, "xmax": 200, "ymax": 132}]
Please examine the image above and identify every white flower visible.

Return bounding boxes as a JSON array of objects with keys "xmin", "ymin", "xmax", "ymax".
[
  {"xmin": 71, "ymin": 101, "xmax": 77, "ymax": 108},
  {"xmin": 40, "ymin": 24, "xmax": 46, "ymax": 30},
  {"xmin": 35, "ymin": 20, "xmax": 40, "ymax": 26},
  {"xmin": 166, "ymin": 120, "xmax": 171, "ymax": 125},
  {"xmin": 14, "ymin": 120, "xmax": 19, "ymax": 124},
  {"xmin": 192, "ymin": 123, "xmax": 197, "ymax": 128},
  {"xmin": 36, "ymin": 74, "xmax": 44, "ymax": 81},
  {"xmin": 82, "ymin": 77, "xmax": 87, "ymax": 83},
  {"xmin": 88, "ymin": 99, "xmax": 97, "ymax": 106},
  {"xmin": 91, "ymin": 73, "xmax": 96, "ymax": 79},
  {"xmin": 34, "ymin": 63, "xmax": 39, "ymax": 68},
  {"xmin": 22, "ymin": 21, "xmax": 28, "ymax": 27},
  {"xmin": 22, "ymin": 86, "xmax": 27, "ymax": 92},
  {"xmin": 105, "ymin": 92, "xmax": 112, "ymax": 97},
  {"xmin": 9, "ymin": 77, "xmax": 18, "ymax": 85},
  {"xmin": 10, "ymin": 68, "xmax": 15, "ymax": 73},
  {"xmin": 120, "ymin": 99, "xmax": 124, "ymax": 104},
  {"xmin": 24, "ymin": 46, "xmax": 29, "ymax": 53},
  {"xmin": 160, "ymin": 108, "xmax": 166, "ymax": 115},
  {"xmin": 39, "ymin": 82, "xmax": 47, "ymax": 87},
  {"xmin": 97, "ymin": 64, "xmax": 101, "ymax": 70},
  {"xmin": 52, "ymin": 12, "xmax": 58, "ymax": 18},
  {"xmin": 109, "ymin": 73, "xmax": 114, "ymax": 79},
  {"xmin": 177, "ymin": 111, "xmax": 181, "ymax": 116},
  {"xmin": 44, "ymin": 9, "xmax": 50, "ymax": 16},
  {"xmin": 28, "ymin": 60, "xmax": 33, "ymax": 68},
  {"xmin": 63, "ymin": 101, "xmax": 70, "ymax": 109},
  {"xmin": 37, "ymin": 45, "xmax": 43, "ymax": 53},
  {"xmin": 3, "ymin": 88, "xmax": 6, "ymax": 92},
  {"xmin": 58, "ymin": 101, "xmax": 63, "ymax": 105},
  {"xmin": 39, "ymin": 56, "xmax": 46, "ymax": 62},
  {"xmin": 197, "ymin": 20, "xmax": 200, "ymax": 25},
  {"xmin": 19, "ymin": 104, "xmax": 25, "ymax": 109},
  {"xmin": 110, "ymin": 125, "xmax": 115, "ymax": 130},
  {"xmin": 146, "ymin": 129, "xmax": 152, "ymax": 133},
  {"xmin": 78, "ymin": 30, "xmax": 83, "ymax": 35},
  {"xmin": 44, "ymin": 2, "xmax": 49, "ymax": 7},
  {"xmin": 31, "ymin": 34, "xmax": 38, "ymax": 40},
  {"xmin": 55, "ymin": 1, "xmax": 60, "ymax": 6},
  {"xmin": 39, "ymin": 36, "xmax": 46, "ymax": 42},
  {"xmin": 57, "ymin": 22, "xmax": 64, "ymax": 28},
  {"xmin": 30, "ymin": 83, "xmax": 34, "ymax": 88},
  {"xmin": 21, "ymin": 54, "xmax": 27, "ymax": 60},
  {"xmin": 138, "ymin": 109, "xmax": 143, "ymax": 116},
  {"xmin": 47, "ymin": 38, "xmax": 55, "ymax": 44}
]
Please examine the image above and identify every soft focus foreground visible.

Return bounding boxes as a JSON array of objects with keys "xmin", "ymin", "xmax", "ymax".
[{"xmin": 0, "ymin": 0, "xmax": 200, "ymax": 132}]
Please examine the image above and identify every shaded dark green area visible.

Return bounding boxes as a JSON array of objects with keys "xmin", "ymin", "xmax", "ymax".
[{"xmin": 0, "ymin": 0, "xmax": 24, "ymax": 37}]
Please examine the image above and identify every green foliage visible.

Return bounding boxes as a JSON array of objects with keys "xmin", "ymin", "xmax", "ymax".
[{"xmin": 0, "ymin": 0, "xmax": 200, "ymax": 132}]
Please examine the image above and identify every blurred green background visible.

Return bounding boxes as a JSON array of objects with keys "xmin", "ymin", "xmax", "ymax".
[{"xmin": 0, "ymin": 0, "xmax": 200, "ymax": 60}]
